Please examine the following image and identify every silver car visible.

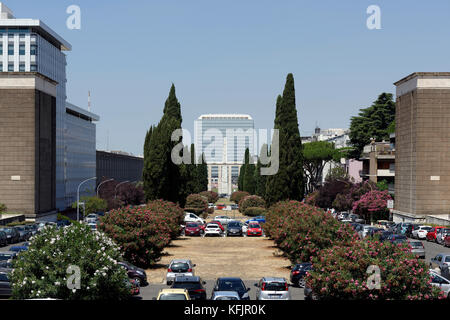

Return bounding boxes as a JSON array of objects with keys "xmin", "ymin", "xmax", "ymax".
[
  {"xmin": 254, "ymin": 277, "xmax": 291, "ymax": 300},
  {"xmin": 407, "ymin": 239, "xmax": 425, "ymax": 259},
  {"xmin": 436, "ymin": 228, "xmax": 450, "ymax": 245},
  {"xmin": 430, "ymin": 253, "xmax": 450, "ymax": 272},
  {"xmin": 211, "ymin": 291, "xmax": 240, "ymax": 300},
  {"xmin": 166, "ymin": 259, "xmax": 195, "ymax": 285},
  {"xmin": 430, "ymin": 270, "xmax": 450, "ymax": 298}
]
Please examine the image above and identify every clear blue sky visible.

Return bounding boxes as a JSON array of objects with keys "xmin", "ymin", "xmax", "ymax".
[{"xmin": 8, "ymin": 0, "xmax": 450, "ymax": 155}]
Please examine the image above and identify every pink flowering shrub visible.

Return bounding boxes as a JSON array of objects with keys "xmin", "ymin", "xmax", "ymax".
[
  {"xmin": 99, "ymin": 200, "xmax": 184, "ymax": 268},
  {"xmin": 352, "ymin": 190, "xmax": 392, "ymax": 222},
  {"xmin": 264, "ymin": 201, "xmax": 357, "ymax": 264},
  {"xmin": 305, "ymin": 240, "xmax": 445, "ymax": 300}
]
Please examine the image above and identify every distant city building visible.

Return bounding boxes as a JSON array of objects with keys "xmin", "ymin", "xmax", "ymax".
[
  {"xmin": 64, "ymin": 102, "xmax": 99, "ymax": 206},
  {"xmin": 96, "ymin": 150, "xmax": 143, "ymax": 185},
  {"xmin": 194, "ymin": 114, "xmax": 255, "ymax": 195},
  {"xmin": 393, "ymin": 72, "xmax": 450, "ymax": 225}
]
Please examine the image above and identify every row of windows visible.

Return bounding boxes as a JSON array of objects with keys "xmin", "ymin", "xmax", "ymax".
[
  {"xmin": 0, "ymin": 44, "xmax": 37, "ymax": 56},
  {"xmin": 0, "ymin": 63, "xmax": 37, "ymax": 72}
]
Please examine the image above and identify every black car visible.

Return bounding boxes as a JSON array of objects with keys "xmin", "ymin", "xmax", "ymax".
[
  {"xmin": 0, "ymin": 252, "xmax": 16, "ymax": 269},
  {"xmin": 0, "ymin": 268, "xmax": 12, "ymax": 298},
  {"xmin": 212, "ymin": 277, "xmax": 250, "ymax": 300},
  {"xmin": 380, "ymin": 231, "xmax": 393, "ymax": 242},
  {"xmin": 290, "ymin": 262, "xmax": 312, "ymax": 288},
  {"xmin": 405, "ymin": 224, "xmax": 419, "ymax": 238},
  {"xmin": 118, "ymin": 261, "xmax": 148, "ymax": 286},
  {"xmin": 0, "ymin": 231, "xmax": 7, "ymax": 247},
  {"xmin": 1, "ymin": 228, "xmax": 20, "ymax": 244},
  {"xmin": 387, "ymin": 234, "xmax": 408, "ymax": 244},
  {"xmin": 226, "ymin": 221, "xmax": 243, "ymax": 237},
  {"xmin": 171, "ymin": 276, "xmax": 207, "ymax": 300},
  {"xmin": 14, "ymin": 226, "xmax": 32, "ymax": 241}
]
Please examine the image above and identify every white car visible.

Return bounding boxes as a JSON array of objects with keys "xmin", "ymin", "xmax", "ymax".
[
  {"xmin": 203, "ymin": 223, "xmax": 223, "ymax": 237},
  {"xmin": 208, "ymin": 203, "xmax": 215, "ymax": 209},
  {"xmin": 184, "ymin": 212, "xmax": 205, "ymax": 225},
  {"xmin": 358, "ymin": 225, "xmax": 373, "ymax": 239},
  {"xmin": 413, "ymin": 226, "xmax": 432, "ymax": 239},
  {"xmin": 241, "ymin": 222, "xmax": 248, "ymax": 234},
  {"xmin": 430, "ymin": 270, "xmax": 450, "ymax": 298},
  {"xmin": 214, "ymin": 216, "xmax": 233, "ymax": 226}
]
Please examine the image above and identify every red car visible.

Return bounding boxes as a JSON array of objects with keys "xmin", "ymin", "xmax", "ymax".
[
  {"xmin": 208, "ymin": 221, "xmax": 225, "ymax": 232},
  {"xmin": 426, "ymin": 226, "xmax": 445, "ymax": 242},
  {"xmin": 216, "ymin": 204, "xmax": 226, "ymax": 210},
  {"xmin": 444, "ymin": 234, "xmax": 450, "ymax": 247},
  {"xmin": 184, "ymin": 222, "xmax": 203, "ymax": 236},
  {"xmin": 247, "ymin": 222, "xmax": 263, "ymax": 237}
]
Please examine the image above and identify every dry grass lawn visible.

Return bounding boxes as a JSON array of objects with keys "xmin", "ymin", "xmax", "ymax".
[{"xmin": 145, "ymin": 210, "xmax": 291, "ymax": 283}]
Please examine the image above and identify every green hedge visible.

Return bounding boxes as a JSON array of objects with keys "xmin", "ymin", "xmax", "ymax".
[{"xmin": 244, "ymin": 207, "xmax": 266, "ymax": 217}]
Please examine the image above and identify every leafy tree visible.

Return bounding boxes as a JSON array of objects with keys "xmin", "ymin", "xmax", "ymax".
[
  {"xmin": 71, "ymin": 196, "xmax": 107, "ymax": 216},
  {"xmin": 11, "ymin": 223, "xmax": 130, "ymax": 300},
  {"xmin": 254, "ymin": 144, "xmax": 268, "ymax": 197},
  {"xmin": 303, "ymin": 141, "xmax": 338, "ymax": 193},
  {"xmin": 265, "ymin": 74, "xmax": 304, "ymax": 206},
  {"xmin": 376, "ymin": 179, "xmax": 389, "ymax": 191},
  {"xmin": 349, "ymin": 93, "xmax": 395, "ymax": 158},
  {"xmin": 242, "ymin": 148, "xmax": 256, "ymax": 194},
  {"xmin": 325, "ymin": 166, "xmax": 351, "ymax": 183},
  {"xmin": 185, "ymin": 194, "xmax": 208, "ymax": 215},
  {"xmin": 196, "ymin": 153, "xmax": 208, "ymax": 193},
  {"xmin": 0, "ymin": 203, "xmax": 6, "ymax": 214},
  {"xmin": 238, "ymin": 165, "xmax": 245, "ymax": 191}
]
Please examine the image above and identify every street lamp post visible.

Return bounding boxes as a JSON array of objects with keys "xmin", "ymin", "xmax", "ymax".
[
  {"xmin": 96, "ymin": 178, "xmax": 114, "ymax": 197},
  {"xmin": 77, "ymin": 177, "xmax": 97, "ymax": 222},
  {"xmin": 114, "ymin": 180, "xmax": 130, "ymax": 199}
]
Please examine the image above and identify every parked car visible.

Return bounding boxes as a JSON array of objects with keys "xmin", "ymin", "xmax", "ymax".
[
  {"xmin": 226, "ymin": 221, "xmax": 244, "ymax": 237},
  {"xmin": 208, "ymin": 203, "xmax": 215, "ymax": 209},
  {"xmin": 0, "ymin": 268, "xmax": 12, "ymax": 298},
  {"xmin": 230, "ymin": 204, "xmax": 239, "ymax": 210},
  {"xmin": 254, "ymin": 277, "xmax": 291, "ymax": 300},
  {"xmin": 445, "ymin": 234, "xmax": 450, "ymax": 248},
  {"xmin": 212, "ymin": 278, "xmax": 251, "ymax": 300},
  {"xmin": 14, "ymin": 226, "xmax": 32, "ymax": 241},
  {"xmin": 379, "ymin": 231, "xmax": 393, "ymax": 242},
  {"xmin": 290, "ymin": 262, "xmax": 312, "ymax": 288},
  {"xmin": 0, "ymin": 227, "xmax": 20, "ymax": 244},
  {"xmin": 366, "ymin": 227, "xmax": 384, "ymax": 238},
  {"xmin": 304, "ymin": 284, "xmax": 317, "ymax": 300},
  {"xmin": 412, "ymin": 226, "xmax": 432, "ymax": 239},
  {"xmin": 426, "ymin": 226, "xmax": 446, "ymax": 242},
  {"xmin": 215, "ymin": 204, "xmax": 227, "ymax": 210},
  {"xmin": 27, "ymin": 224, "xmax": 39, "ymax": 236},
  {"xmin": 429, "ymin": 270, "xmax": 450, "ymax": 298},
  {"xmin": 387, "ymin": 234, "xmax": 408, "ymax": 244},
  {"xmin": 245, "ymin": 216, "xmax": 266, "ymax": 225},
  {"xmin": 184, "ymin": 212, "xmax": 205, "ymax": 225},
  {"xmin": 155, "ymin": 288, "xmax": 190, "ymax": 300},
  {"xmin": 184, "ymin": 222, "xmax": 204, "ymax": 237},
  {"xmin": 375, "ymin": 220, "xmax": 395, "ymax": 230},
  {"xmin": 171, "ymin": 276, "xmax": 207, "ymax": 300},
  {"xmin": 247, "ymin": 222, "xmax": 263, "ymax": 237},
  {"xmin": 9, "ymin": 245, "xmax": 28, "ymax": 254},
  {"xmin": 125, "ymin": 278, "xmax": 140, "ymax": 296},
  {"xmin": 118, "ymin": 261, "xmax": 148, "ymax": 286},
  {"xmin": 407, "ymin": 239, "xmax": 425, "ymax": 259},
  {"xmin": 0, "ymin": 252, "xmax": 17, "ymax": 264},
  {"xmin": 203, "ymin": 223, "xmax": 223, "ymax": 237},
  {"xmin": 394, "ymin": 222, "xmax": 412, "ymax": 235},
  {"xmin": 405, "ymin": 224, "xmax": 421, "ymax": 238},
  {"xmin": 213, "ymin": 216, "xmax": 233, "ymax": 226},
  {"xmin": 166, "ymin": 259, "xmax": 195, "ymax": 285},
  {"xmin": 211, "ymin": 291, "xmax": 240, "ymax": 300},
  {"xmin": 208, "ymin": 221, "xmax": 225, "ymax": 232},
  {"xmin": 0, "ymin": 231, "xmax": 7, "ymax": 247},
  {"xmin": 87, "ymin": 223, "xmax": 97, "ymax": 231},
  {"xmin": 358, "ymin": 225, "xmax": 373, "ymax": 239},
  {"xmin": 436, "ymin": 228, "xmax": 450, "ymax": 245},
  {"xmin": 430, "ymin": 253, "xmax": 450, "ymax": 272}
]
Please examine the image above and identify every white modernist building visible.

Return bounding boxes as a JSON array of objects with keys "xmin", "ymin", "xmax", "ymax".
[
  {"xmin": 0, "ymin": 3, "xmax": 98, "ymax": 212},
  {"xmin": 194, "ymin": 114, "xmax": 255, "ymax": 196}
]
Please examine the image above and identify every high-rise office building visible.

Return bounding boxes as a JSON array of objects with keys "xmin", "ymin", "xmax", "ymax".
[{"xmin": 194, "ymin": 114, "xmax": 255, "ymax": 195}]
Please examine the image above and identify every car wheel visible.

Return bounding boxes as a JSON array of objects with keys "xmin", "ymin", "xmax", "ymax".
[
  {"xmin": 298, "ymin": 278, "xmax": 305, "ymax": 288},
  {"xmin": 133, "ymin": 277, "xmax": 141, "ymax": 286}
]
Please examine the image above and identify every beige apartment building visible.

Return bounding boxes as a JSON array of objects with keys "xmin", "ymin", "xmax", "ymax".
[{"xmin": 393, "ymin": 72, "xmax": 450, "ymax": 225}]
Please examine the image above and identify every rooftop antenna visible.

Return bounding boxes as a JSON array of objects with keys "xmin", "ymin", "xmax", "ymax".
[{"xmin": 88, "ymin": 90, "xmax": 91, "ymax": 112}]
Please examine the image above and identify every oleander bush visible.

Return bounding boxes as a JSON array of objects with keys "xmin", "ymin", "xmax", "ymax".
[
  {"xmin": 184, "ymin": 194, "xmax": 208, "ymax": 215},
  {"xmin": 244, "ymin": 207, "xmax": 266, "ymax": 217},
  {"xmin": 305, "ymin": 239, "xmax": 445, "ymax": 300},
  {"xmin": 10, "ymin": 223, "xmax": 130, "ymax": 300},
  {"xmin": 264, "ymin": 201, "xmax": 356, "ymax": 264},
  {"xmin": 352, "ymin": 190, "xmax": 392, "ymax": 223},
  {"xmin": 199, "ymin": 191, "xmax": 219, "ymax": 204},
  {"xmin": 99, "ymin": 200, "xmax": 183, "ymax": 268},
  {"xmin": 238, "ymin": 195, "xmax": 266, "ymax": 213},
  {"xmin": 230, "ymin": 191, "xmax": 250, "ymax": 204}
]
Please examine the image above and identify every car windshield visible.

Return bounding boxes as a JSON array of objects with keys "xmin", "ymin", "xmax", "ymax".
[
  {"xmin": 228, "ymin": 222, "xmax": 240, "ymax": 228},
  {"xmin": 172, "ymin": 282, "xmax": 202, "ymax": 290},
  {"xmin": 0, "ymin": 273, "xmax": 9, "ymax": 282},
  {"xmin": 215, "ymin": 296, "xmax": 238, "ymax": 300},
  {"xmin": 0, "ymin": 253, "xmax": 14, "ymax": 261},
  {"xmin": 445, "ymin": 256, "xmax": 450, "ymax": 262},
  {"xmin": 218, "ymin": 280, "xmax": 245, "ymax": 292},
  {"xmin": 409, "ymin": 241, "xmax": 423, "ymax": 248},
  {"xmin": 249, "ymin": 224, "xmax": 259, "ymax": 228},
  {"xmin": 159, "ymin": 294, "xmax": 187, "ymax": 300},
  {"xmin": 294, "ymin": 263, "xmax": 312, "ymax": 271},
  {"xmin": 170, "ymin": 263, "xmax": 190, "ymax": 272},
  {"xmin": 207, "ymin": 224, "xmax": 219, "ymax": 229},
  {"xmin": 186, "ymin": 223, "xmax": 198, "ymax": 228},
  {"xmin": 264, "ymin": 282, "xmax": 287, "ymax": 291}
]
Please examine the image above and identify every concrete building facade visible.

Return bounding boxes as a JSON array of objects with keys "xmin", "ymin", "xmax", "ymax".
[
  {"xmin": 393, "ymin": 72, "xmax": 450, "ymax": 225},
  {"xmin": 96, "ymin": 151, "xmax": 143, "ymax": 184}
]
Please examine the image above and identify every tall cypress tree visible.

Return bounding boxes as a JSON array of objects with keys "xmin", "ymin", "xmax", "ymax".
[
  {"xmin": 242, "ymin": 148, "xmax": 255, "ymax": 194},
  {"xmin": 196, "ymin": 153, "xmax": 208, "ymax": 192},
  {"xmin": 144, "ymin": 84, "xmax": 183, "ymax": 203},
  {"xmin": 255, "ymin": 143, "xmax": 268, "ymax": 197},
  {"xmin": 238, "ymin": 165, "xmax": 245, "ymax": 191},
  {"xmin": 265, "ymin": 73, "xmax": 304, "ymax": 206}
]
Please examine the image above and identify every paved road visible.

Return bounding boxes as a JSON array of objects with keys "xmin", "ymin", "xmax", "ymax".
[{"xmin": 138, "ymin": 280, "xmax": 305, "ymax": 300}]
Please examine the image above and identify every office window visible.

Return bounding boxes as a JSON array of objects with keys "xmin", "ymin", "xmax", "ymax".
[
  {"xmin": 19, "ymin": 34, "xmax": 25, "ymax": 39},
  {"xmin": 0, "ymin": 63, "xmax": 2, "ymax": 72},
  {"xmin": 19, "ymin": 44, "xmax": 25, "ymax": 55},
  {"xmin": 8, "ymin": 44, "xmax": 13, "ymax": 55},
  {"xmin": 30, "ymin": 44, "xmax": 37, "ymax": 55},
  {"xmin": 8, "ymin": 64, "xmax": 14, "ymax": 72},
  {"xmin": 0, "ymin": 44, "xmax": 2, "ymax": 55},
  {"xmin": 30, "ymin": 64, "xmax": 37, "ymax": 71},
  {"xmin": 19, "ymin": 64, "xmax": 25, "ymax": 72},
  {"xmin": 8, "ymin": 33, "xmax": 13, "ymax": 38}
]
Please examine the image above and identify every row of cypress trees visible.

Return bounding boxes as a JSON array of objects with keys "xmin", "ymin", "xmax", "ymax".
[
  {"xmin": 238, "ymin": 73, "xmax": 305, "ymax": 206},
  {"xmin": 143, "ymin": 84, "xmax": 208, "ymax": 207}
]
